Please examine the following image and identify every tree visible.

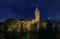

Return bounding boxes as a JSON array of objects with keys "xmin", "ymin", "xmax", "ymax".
[
  {"xmin": 30, "ymin": 23, "xmax": 38, "ymax": 39},
  {"xmin": 3, "ymin": 18, "xmax": 17, "ymax": 39},
  {"xmin": 4, "ymin": 18, "xmax": 17, "ymax": 25}
]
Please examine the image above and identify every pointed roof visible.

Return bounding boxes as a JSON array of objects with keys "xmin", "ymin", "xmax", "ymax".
[{"xmin": 35, "ymin": 4, "xmax": 39, "ymax": 11}]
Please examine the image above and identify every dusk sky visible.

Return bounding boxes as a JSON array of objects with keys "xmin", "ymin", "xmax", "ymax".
[{"xmin": 0, "ymin": 0, "xmax": 60, "ymax": 22}]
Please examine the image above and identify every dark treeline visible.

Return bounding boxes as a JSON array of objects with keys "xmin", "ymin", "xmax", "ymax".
[
  {"xmin": 38, "ymin": 19, "xmax": 56, "ymax": 39},
  {"xmin": 0, "ymin": 19, "xmax": 59, "ymax": 39}
]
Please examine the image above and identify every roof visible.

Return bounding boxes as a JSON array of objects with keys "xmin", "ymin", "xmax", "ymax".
[{"xmin": 17, "ymin": 19, "xmax": 32, "ymax": 21}]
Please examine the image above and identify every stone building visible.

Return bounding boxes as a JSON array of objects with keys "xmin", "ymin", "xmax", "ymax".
[{"xmin": 8, "ymin": 6, "xmax": 40, "ymax": 32}]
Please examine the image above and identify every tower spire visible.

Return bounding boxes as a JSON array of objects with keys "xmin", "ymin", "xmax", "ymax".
[
  {"xmin": 35, "ymin": 0, "xmax": 39, "ymax": 12},
  {"xmin": 35, "ymin": 2, "xmax": 40, "ymax": 22},
  {"xmin": 36, "ymin": 0, "xmax": 38, "ymax": 9}
]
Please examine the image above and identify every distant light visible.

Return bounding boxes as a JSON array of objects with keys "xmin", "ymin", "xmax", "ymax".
[
  {"xmin": 48, "ymin": 17, "xmax": 50, "ymax": 20},
  {"xmin": 16, "ymin": 18, "xmax": 19, "ymax": 20}
]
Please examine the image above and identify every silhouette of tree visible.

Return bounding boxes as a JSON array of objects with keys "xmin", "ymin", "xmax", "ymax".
[
  {"xmin": 3, "ymin": 18, "xmax": 17, "ymax": 39},
  {"xmin": 46, "ymin": 20, "xmax": 53, "ymax": 32},
  {"xmin": 30, "ymin": 23, "xmax": 38, "ymax": 39},
  {"xmin": 46, "ymin": 19, "xmax": 56, "ymax": 39}
]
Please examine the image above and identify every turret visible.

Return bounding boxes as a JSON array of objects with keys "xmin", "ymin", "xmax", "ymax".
[{"xmin": 35, "ymin": 5, "xmax": 40, "ymax": 22}]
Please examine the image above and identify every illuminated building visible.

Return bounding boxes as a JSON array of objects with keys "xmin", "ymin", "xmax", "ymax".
[{"xmin": 8, "ymin": 5, "xmax": 40, "ymax": 31}]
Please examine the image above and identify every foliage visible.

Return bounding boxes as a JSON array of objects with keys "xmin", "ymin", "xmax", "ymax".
[
  {"xmin": 4, "ymin": 18, "xmax": 17, "ymax": 25},
  {"xmin": 53, "ymin": 20, "xmax": 60, "ymax": 25}
]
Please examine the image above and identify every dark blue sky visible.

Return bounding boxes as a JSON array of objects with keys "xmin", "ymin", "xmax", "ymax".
[{"xmin": 0, "ymin": 0, "xmax": 60, "ymax": 22}]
